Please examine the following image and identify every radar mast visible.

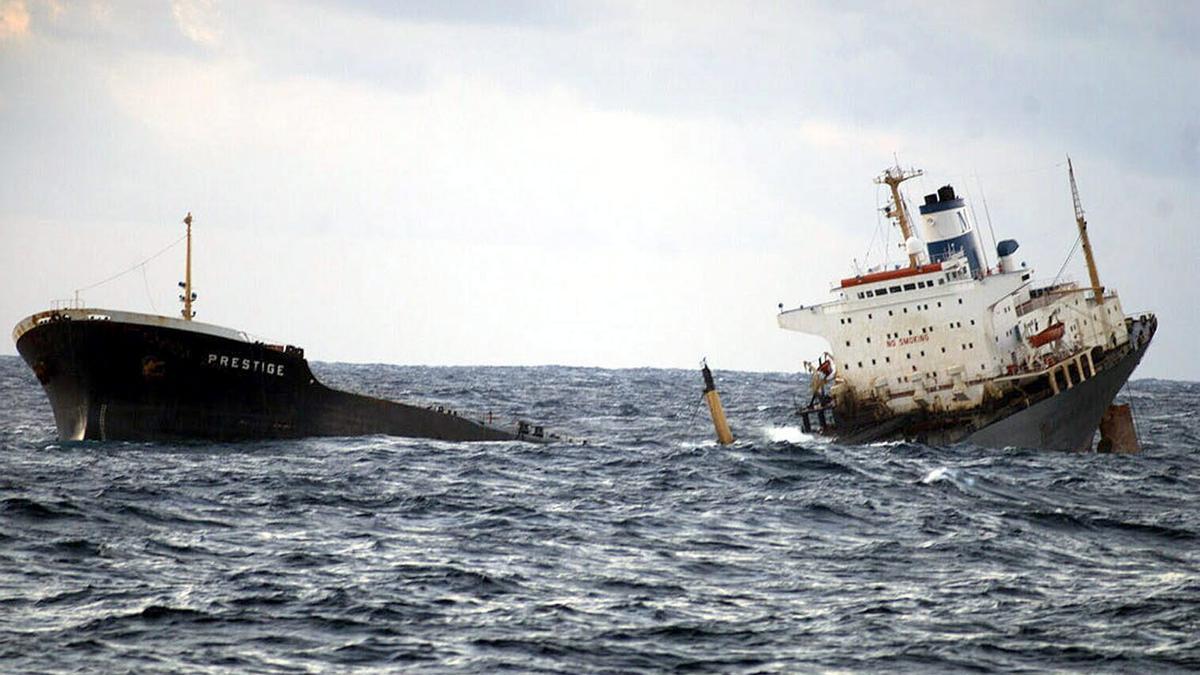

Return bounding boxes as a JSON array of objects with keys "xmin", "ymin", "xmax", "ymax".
[{"xmin": 875, "ymin": 165, "xmax": 924, "ymax": 267}]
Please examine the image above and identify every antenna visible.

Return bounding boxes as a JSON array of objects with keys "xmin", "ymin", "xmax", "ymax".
[
  {"xmin": 1067, "ymin": 157, "xmax": 1104, "ymax": 306},
  {"xmin": 976, "ymin": 177, "xmax": 1000, "ymax": 272},
  {"xmin": 874, "ymin": 164, "xmax": 924, "ymax": 267},
  {"xmin": 966, "ymin": 197, "xmax": 991, "ymax": 274}
]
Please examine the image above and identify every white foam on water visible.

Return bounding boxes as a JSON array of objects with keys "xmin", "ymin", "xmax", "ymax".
[
  {"xmin": 921, "ymin": 466, "xmax": 955, "ymax": 484},
  {"xmin": 762, "ymin": 426, "xmax": 816, "ymax": 444},
  {"xmin": 920, "ymin": 466, "xmax": 976, "ymax": 488}
]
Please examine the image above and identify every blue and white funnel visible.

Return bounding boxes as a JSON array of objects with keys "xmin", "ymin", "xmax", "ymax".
[{"xmin": 918, "ymin": 185, "xmax": 984, "ymax": 276}]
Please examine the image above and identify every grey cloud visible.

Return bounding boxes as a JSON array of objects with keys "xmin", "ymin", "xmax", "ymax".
[
  {"xmin": 318, "ymin": 0, "xmax": 599, "ymax": 29},
  {"xmin": 0, "ymin": 0, "xmax": 1195, "ymax": 378}
]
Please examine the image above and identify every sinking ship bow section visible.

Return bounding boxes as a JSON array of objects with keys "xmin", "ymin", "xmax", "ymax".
[
  {"xmin": 13, "ymin": 307, "xmax": 547, "ymax": 443},
  {"xmin": 12, "ymin": 213, "xmax": 559, "ymax": 443}
]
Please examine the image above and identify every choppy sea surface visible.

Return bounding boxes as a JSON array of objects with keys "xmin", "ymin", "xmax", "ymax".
[{"xmin": 1, "ymin": 353, "xmax": 1198, "ymax": 672}]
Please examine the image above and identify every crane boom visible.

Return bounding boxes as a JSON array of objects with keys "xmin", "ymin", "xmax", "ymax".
[{"xmin": 1068, "ymin": 157, "xmax": 1104, "ymax": 305}]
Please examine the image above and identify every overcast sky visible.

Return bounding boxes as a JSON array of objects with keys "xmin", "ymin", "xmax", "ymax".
[{"xmin": 1, "ymin": 0, "xmax": 1196, "ymax": 380}]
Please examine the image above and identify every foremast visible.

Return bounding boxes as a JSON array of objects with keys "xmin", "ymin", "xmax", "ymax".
[{"xmin": 180, "ymin": 212, "xmax": 196, "ymax": 320}]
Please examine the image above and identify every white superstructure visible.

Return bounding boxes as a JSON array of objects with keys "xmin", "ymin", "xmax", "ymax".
[{"xmin": 778, "ymin": 164, "xmax": 1132, "ymax": 418}]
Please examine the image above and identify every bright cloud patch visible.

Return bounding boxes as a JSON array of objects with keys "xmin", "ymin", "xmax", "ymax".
[
  {"xmin": 0, "ymin": 0, "xmax": 30, "ymax": 39},
  {"xmin": 172, "ymin": 0, "xmax": 220, "ymax": 47}
]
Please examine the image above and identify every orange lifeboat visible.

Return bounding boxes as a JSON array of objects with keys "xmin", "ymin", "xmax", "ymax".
[
  {"xmin": 840, "ymin": 263, "xmax": 943, "ymax": 288},
  {"xmin": 1028, "ymin": 322, "xmax": 1065, "ymax": 348}
]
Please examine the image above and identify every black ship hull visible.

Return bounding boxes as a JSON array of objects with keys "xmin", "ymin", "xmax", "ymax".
[{"xmin": 15, "ymin": 310, "xmax": 530, "ymax": 443}]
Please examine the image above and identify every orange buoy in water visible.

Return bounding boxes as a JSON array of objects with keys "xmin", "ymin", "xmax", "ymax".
[{"xmin": 700, "ymin": 360, "xmax": 734, "ymax": 445}]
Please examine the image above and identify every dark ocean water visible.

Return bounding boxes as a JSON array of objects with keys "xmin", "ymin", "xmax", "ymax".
[{"xmin": 1, "ymin": 353, "xmax": 1198, "ymax": 673}]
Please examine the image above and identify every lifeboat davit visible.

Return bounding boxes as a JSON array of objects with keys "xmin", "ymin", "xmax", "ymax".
[{"xmin": 1028, "ymin": 322, "xmax": 1065, "ymax": 348}]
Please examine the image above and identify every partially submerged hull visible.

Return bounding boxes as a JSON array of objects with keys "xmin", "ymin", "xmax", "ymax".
[
  {"xmin": 808, "ymin": 315, "xmax": 1156, "ymax": 451},
  {"xmin": 960, "ymin": 321, "xmax": 1151, "ymax": 451},
  {"xmin": 14, "ymin": 308, "xmax": 533, "ymax": 443}
]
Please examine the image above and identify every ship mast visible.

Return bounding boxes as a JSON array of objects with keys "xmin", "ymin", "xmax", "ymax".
[
  {"xmin": 1067, "ymin": 157, "xmax": 1103, "ymax": 306},
  {"xmin": 875, "ymin": 165, "xmax": 924, "ymax": 267},
  {"xmin": 180, "ymin": 212, "xmax": 196, "ymax": 320}
]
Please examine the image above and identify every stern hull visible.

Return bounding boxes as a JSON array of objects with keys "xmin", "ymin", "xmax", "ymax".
[
  {"xmin": 961, "ymin": 329, "xmax": 1150, "ymax": 451},
  {"xmin": 813, "ymin": 315, "xmax": 1156, "ymax": 451}
]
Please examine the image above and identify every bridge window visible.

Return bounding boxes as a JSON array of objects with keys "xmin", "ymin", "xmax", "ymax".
[{"xmin": 904, "ymin": 283, "xmax": 916, "ymax": 291}]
